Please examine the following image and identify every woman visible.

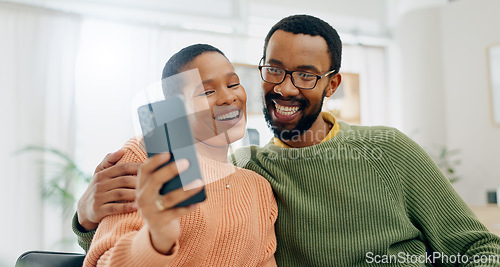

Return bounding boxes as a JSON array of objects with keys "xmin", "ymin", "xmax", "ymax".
[{"xmin": 83, "ymin": 44, "xmax": 277, "ymax": 266}]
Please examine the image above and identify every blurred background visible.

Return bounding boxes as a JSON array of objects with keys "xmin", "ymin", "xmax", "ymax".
[{"xmin": 1, "ymin": 0, "xmax": 499, "ymax": 265}]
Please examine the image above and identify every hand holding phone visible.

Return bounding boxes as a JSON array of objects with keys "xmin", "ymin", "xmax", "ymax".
[
  {"xmin": 137, "ymin": 96, "xmax": 206, "ymax": 207},
  {"xmin": 137, "ymin": 152, "xmax": 203, "ymax": 254}
]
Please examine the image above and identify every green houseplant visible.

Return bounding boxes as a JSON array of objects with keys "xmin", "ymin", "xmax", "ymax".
[
  {"xmin": 430, "ymin": 145, "xmax": 461, "ymax": 184},
  {"xmin": 17, "ymin": 145, "xmax": 91, "ymax": 217}
]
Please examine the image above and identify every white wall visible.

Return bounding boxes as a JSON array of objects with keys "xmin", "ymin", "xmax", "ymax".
[
  {"xmin": 0, "ymin": 3, "xmax": 81, "ymax": 264},
  {"xmin": 395, "ymin": 0, "xmax": 500, "ymax": 205},
  {"xmin": 395, "ymin": 7, "xmax": 445, "ymax": 148},
  {"xmin": 441, "ymin": 0, "xmax": 500, "ymax": 205}
]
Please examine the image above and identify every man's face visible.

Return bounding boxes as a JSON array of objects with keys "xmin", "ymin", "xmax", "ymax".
[{"xmin": 262, "ymin": 30, "xmax": 337, "ymax": 141}]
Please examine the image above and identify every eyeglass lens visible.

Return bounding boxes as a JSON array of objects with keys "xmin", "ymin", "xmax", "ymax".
[{"xmin": 261, "ymin": 66, "xmax": 317, "ymax": 89}]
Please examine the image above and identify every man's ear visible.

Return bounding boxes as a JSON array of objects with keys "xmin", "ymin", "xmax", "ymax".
[{"xmin": 325, "ymin": 73, "xmax": 341, "ymax": 98}]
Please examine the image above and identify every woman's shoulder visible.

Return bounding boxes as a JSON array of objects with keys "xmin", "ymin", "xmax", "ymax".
[
  {"xmin": 122, "ymin": 136, "xmax": 145, "ymax": 150},
  {"xmin": 234, "ymin": 167, "xmax": 266, "ymax": 180},
  {"xmin": 232, "ymin": 167, "xmax": 274, "ymax": 194},
  {"xmin": 119, "ymin": 136, "xmax": 147, "ymax": 163}
]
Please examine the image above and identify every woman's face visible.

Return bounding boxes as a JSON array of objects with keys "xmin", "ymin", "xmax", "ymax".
[{"xmin": 182, "ymin": 52, "xmax": 247, "ymax": 147}]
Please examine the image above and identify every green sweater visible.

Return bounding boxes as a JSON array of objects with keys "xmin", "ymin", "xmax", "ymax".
[
  {"xmin": 73, "ymin": 121, "xmax": 500, "ymax": 266},
  {"xmin": 232, "ymin": 121, "xmax": 500, "ymax": 266},
  {"xmin": 71, "ymin": 212, "xmax": 95, "ymax": 253}
]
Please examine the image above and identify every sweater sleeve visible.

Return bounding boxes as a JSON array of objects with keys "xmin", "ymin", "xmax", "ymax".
[
  {"xmin": 83, "ymin": 138, "xmax": 180, "ymax": 267},
  {"xmin": 72, "ymin": 212, "xmax": 96, "ymax": 253},
  {"xmin": 84, "ymin": 212, "xmax": 180, "ymax": 267},
  {"xmin": 258, "ymin": 173, "xmax": 278, "ymax": 266},
  {"xmin": 231, "ymin": 147, "xmax": 278, "ymax": 266},
  {"xmin": 71, "ymin": 138, "xmax": 145, "ymax": 253},
  {"xmin": 392, "ymin": 130, "xmax": 500, "ymax": 265}
]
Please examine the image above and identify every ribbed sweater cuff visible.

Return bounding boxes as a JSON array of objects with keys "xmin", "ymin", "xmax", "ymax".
[
  {"xmin": 128, "ymin": 226, "xmax": 179, "ymax": 266},
  {"xmin": 72, "ymin": 212, "xmax": 95, "ymax": 253}
]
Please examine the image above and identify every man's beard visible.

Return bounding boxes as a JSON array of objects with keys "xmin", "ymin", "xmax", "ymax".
[{"xmin": 263, "ymin": 89, "xmax": 327, "ymax": 142}]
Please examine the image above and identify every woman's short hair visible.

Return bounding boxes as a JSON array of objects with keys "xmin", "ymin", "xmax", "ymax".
[{"xmin": 161, "ymin": 44, "xmax": 226, "ymax": 96}]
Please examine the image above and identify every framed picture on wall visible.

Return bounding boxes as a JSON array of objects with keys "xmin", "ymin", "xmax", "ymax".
[
  {"xmin": 323, "ymin": 72, "xmax": 361, "ymax": 125},
  {"xmin": 487, "ymin": 43, "xmax": 500, "ymax": 126}
]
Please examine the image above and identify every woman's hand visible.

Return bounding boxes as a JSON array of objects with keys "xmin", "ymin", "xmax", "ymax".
[{"xmin": 136, "ymin": 153, "xmax": 203, "ymax": 255}]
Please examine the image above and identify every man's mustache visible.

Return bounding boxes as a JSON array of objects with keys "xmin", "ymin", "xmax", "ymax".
[{"xmin": 264, "ymin": 92, "xmax": 309, "ymax": 108}]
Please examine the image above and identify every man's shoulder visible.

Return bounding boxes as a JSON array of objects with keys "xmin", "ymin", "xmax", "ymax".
[
  {"xmin": 232, "ymin": 142, "xmax": 281, "ymax": 168},
  {"xmin": 232, "ymin": 145, "xmax": 262, "ymax": 166},
  {"xmin": 338, "ymin": 121, "xmax": 401, "ymax": 137},
  {"xmin": 335, "ymin": 121, "xmax": 424, "ymax": 164},
  {"xmin": 337, "ymin": 121, "xmax": 409, "ymax": 146}
]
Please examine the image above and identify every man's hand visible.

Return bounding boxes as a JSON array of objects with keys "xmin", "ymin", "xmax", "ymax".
[{"xmin": 77, "ymin": 150, "xmax": 139, "ymax": 231}]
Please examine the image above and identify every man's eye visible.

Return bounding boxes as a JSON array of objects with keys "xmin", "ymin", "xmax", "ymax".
[
  {"xmin": 297, "ymin": 72, "xmax": 315, "ymax": 80},
  {"xmin": 228, "ymin": 83, "xmax": 240, "ymax": 88},
  {"xmin": 267, "ymin": 67, "xmax": 282, "ymax": 75}
]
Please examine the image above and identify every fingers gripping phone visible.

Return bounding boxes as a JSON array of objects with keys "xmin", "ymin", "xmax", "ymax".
[{"xmin": 137, "ymin": 96, "xmax": 206, "ymax": 207}]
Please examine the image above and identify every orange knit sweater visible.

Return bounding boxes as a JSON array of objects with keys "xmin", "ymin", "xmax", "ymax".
[{"xmin": 83, "ymin": 138, "xmax": 278, "ymax": 267}]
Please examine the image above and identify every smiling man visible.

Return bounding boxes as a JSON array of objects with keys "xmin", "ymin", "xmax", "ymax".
[
  {"xmin": 231, "ymin": 15, "xmax": 500, "ymax": 266},
  {"xmin": 260, "ymin": 27, "xmax": 340, "ymax": 148}
]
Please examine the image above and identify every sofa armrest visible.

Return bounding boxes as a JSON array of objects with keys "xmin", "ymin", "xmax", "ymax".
[{"xmin": 16, "ymin": 250, "xmax": 85, "ymax": 267}]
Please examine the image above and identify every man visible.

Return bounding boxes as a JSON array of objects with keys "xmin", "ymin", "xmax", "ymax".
[{"xmin": 74, "ymin": 15, "xmax": 500, "ymax": 266}]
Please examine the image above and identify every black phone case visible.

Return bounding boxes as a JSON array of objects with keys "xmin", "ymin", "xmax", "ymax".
[{"xmin": 137, "ymin": 96, "xmax": 206, "ymax": 207}]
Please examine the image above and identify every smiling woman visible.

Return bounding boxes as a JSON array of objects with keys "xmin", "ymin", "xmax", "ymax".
[{"xmin": 81, "ymin": 44, "xmax": 278, "ymax": 267}]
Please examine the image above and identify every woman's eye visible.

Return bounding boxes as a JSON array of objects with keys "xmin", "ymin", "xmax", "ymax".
[
  {"xmin": 197, "ymin": 90, "xmax": 215, "ymax": 96},
  {"xmin": 228, "ymin": 83, "xmax": 240, "ymax": 88}
]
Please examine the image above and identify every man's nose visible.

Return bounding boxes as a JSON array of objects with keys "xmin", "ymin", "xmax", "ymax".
[{"xmin": 274, "ymin": 74, "xmax": 300, "ymax": 97}]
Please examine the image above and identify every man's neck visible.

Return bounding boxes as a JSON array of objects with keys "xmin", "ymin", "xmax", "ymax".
[{"xmin": 280, "ymin": 115, "xmax": 332, "ymax": 148}]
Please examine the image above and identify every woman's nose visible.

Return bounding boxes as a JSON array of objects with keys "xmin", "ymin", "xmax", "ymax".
[{"xmin": 217, "ymin": 87, "xmax": 237, "ymax": 105}]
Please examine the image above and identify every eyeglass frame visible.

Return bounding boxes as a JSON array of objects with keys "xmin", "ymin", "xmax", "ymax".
[{"xmin": 258, "ymin": 58, "xmax": 336, "ymax": 90}]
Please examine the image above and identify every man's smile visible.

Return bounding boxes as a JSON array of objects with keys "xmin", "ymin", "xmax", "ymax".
[{"xmin": 272, "ymin": 100, "xmax": 302, "ymax": 122}]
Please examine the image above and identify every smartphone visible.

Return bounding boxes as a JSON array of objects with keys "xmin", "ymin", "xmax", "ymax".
[{"xmin": 137, "ymin": 95, "xmax": 206, "ymax": 207}]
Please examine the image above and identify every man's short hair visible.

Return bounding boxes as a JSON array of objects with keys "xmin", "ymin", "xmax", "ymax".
[{"xmin": 263, "ymin": 14, "xmax": 342, "ymax": 74}]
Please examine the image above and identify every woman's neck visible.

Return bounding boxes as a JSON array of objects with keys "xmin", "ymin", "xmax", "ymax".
[{"xmin": 195, "ymin": 141, "xmax": 229, "ymax": 163}]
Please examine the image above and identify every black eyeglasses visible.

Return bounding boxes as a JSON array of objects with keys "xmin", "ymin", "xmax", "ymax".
[{"xmin": 258, "ymin": 62, "xmax": 336, "ymax": 90}]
